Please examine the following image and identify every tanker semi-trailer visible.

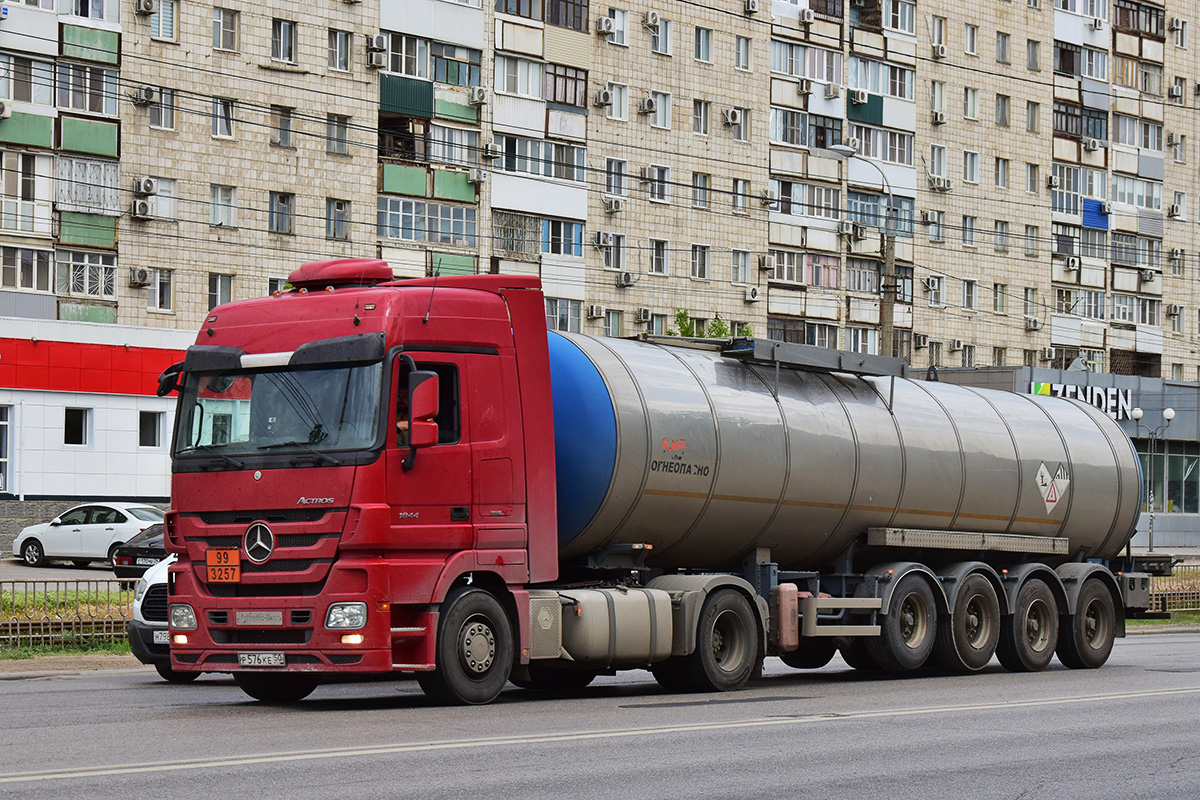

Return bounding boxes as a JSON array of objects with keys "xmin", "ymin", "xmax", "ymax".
[{"xmin": 157, "ymin": 261, "xmax": 1153, "ymax": 704}]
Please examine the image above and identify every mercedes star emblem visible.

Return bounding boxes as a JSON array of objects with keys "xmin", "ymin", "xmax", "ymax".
[{"xmin": 244, "ymin": 522, "xmax": 274, "ymax": 563}]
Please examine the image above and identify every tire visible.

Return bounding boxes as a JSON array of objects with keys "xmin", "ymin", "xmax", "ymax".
[
  {"xmin": 21, "ymin": 540, "xmax": 45, "ymax": 567},
  {"xmin": 997, "ymin": 578, "xmax": 1059, "ymax": 672},
  {"xmin": 679, "ymin": 589, "xmax": 759, "ymax": 692},
  {"xmin": 650, "ymin": 658, "xmax": 690, "ymax": 693},
  {"xmin": 779, "ymin": 638, "xmax": 838, "ymax": 669},
  {"xmin": 839, "ymin": 639, "xmax": 881, "ymax": 671},
  {"xmin": 510, "ymin": 664, "xmax": 597, "ymax": 692},
  {"xmin": 418, "ymin": 588, "xmax": 513, "ymax": 705},
  {"xmin": 233, "ymin": 672, "xmax": 319, "ymax": 703},
  {"xmin": 108, "ymin": 544, "xmax": 124, "ymax": 569},
  {"xmin": 933, "ymin": 574, "xmax": 1001, "ymax": 672},
  {"xmin": 1056, "ymin": 579, "xmax": 1116, "ymax": 670},
  {"xmin": 866, "ymin": 573, "xmax": 938, "ymax": 672},
  {"xmin": 155, "ymin": 662, "xmax": 200, "ymax": 684},
  {"xmin": 72, "ymin": 560, "xmax": 91, "ymax": 568}
]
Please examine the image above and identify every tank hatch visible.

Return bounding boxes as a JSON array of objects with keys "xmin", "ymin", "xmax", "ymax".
[{"xmin": 287, "ymin": 258, "xmax": 394, "ymax": 290}]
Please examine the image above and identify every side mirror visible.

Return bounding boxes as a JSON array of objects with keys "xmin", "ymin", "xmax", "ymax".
[
  {"xmin": 407, "ymin": 371, "xmax": 439, "ymax": 448},
  {"xmin": 49, "ymin": 517, "xmax": 62, "ymax": 526},
  {"xmin": 157, "ymin": 362, "xmax": 184, "ymax": 397}
]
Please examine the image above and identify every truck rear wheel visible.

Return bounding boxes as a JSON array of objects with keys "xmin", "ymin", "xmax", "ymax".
[
  {"xmin": 934, "ymin": 574, "xmax": 1000, "ymax": 672},
  {"xmin": 233, "ymin": 672, "xmax": 318, "ymax": 703},
  {"xmin": 779, "ymin": 638, "xmax": 837, "ymax": 669},
  {"xmin": 680, "ymin": 589, "xmax": 758, "ymax": 692},
  {"xmin": 839, "ymin": 639, "xmax": 881, "ymax": 671},
  {"xmin": 997, "ymin": 578, "xmax": 1058, "ymax": 672},
  {"xmin": 418, "ymin": 588, "xmax": 513, "ymax": 705},
  {"xmin": 1056, "ymin": 579, "xmax": 1116, "ymax": 669},
  {"xmin": 866, "ymin": 573, "xmax": 938, "ymax": 672}
]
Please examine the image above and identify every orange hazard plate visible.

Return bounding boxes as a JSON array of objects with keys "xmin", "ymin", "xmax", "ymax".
[{"xmin": 205, "ymin": 548, "xmax": 241, "ymax": 582}]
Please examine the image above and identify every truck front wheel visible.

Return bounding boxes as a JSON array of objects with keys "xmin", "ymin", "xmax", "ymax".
[
  {"xmin": 418, "ymin": 588, "xmax": 513, "ymax": 705},
  {"xmin": 680, "ymin": 589, "xmax": 759, "ymax": 692},
  {"xmin": 233, "ymin": 672, "xmax": 319, "ymax": 703},
  {"xmin": 1056, "ymin": 579, "xmax": 1115, "ymax": 669}
]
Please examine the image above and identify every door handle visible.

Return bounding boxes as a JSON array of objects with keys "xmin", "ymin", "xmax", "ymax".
[{"xmin": 450, "ymin": 506, "xmax": 470, "ymax": 522}]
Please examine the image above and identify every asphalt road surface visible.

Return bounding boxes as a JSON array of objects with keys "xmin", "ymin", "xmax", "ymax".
[
  {"xmin": 0, "ymin": 557, "xmax": 130, "ymax": 582},
  {"xmin": 2, "ymin": 633, "xmax": 1199, "ymax": 799}
]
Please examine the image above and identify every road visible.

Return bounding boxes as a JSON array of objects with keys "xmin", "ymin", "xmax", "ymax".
[
  {"xmin": 0, "ymin": 557, "xmax": 131, "ymax": 582},
  {"xmin": 1, "ymin": 634, "xmax": 1199, "ymax": 799}
]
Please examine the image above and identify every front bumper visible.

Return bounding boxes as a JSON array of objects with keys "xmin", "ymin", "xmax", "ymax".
[{"xmin": 128, "ymin": 619, "xmax": 169, "ymax": 666}]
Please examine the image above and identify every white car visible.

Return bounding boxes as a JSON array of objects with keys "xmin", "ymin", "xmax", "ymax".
[
  {"xmin": 12, "ymin": 502, "xmax": 164, "ymax": 568},
  {"xmin": 129, "ymin": 554, "xmax": 199, "ymax": 683}
]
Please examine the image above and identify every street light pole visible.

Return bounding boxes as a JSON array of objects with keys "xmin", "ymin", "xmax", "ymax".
[
  {"xmin": 832, "ymin": 144, "xmax": 895, "ymax": 359},
  {"xmin": 1131, "ymin": 406, "xmax": 1175, "ymax": 553}
]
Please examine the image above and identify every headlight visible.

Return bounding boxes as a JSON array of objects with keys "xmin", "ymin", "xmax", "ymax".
[
  {"xmin": 325, "ymin": 602, "xmax": 367, "ymax": 630},
  {"xmin": 169, "ymin": 604, "xmax": 197, "ymax": 630},
  {"xmin": 134, "ymin": 577, "xmax": 149, "ymax": 604}
]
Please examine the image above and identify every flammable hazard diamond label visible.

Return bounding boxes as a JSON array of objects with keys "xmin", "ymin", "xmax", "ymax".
[{"xmin": 1036, "ymin": 462, "xmax": 1071, "ymax": 514}]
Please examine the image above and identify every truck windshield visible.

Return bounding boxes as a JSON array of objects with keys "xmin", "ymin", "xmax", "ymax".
[{"xmin": 173, "ymin": 362, "xmax": 383, "ymax": 457}]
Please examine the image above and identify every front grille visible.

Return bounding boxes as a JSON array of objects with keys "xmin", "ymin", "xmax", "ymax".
[
  {"xmin": 211, "ymin": 629, "xmax": 312, "ymax": 645},
  {"xmin": 184, "ymin": 533, "xmax": 337, "ymax": 548},
  {"xmin": 209, "ymin": 611, "xmax": 229, "ymax": 625},
  {"xmin": 208, "ymin": 582, "xmax": 325, "ymax": 598},
  {"xmin": 328, "ymin": 654, "xmax": 363, "ymax": 665},
  {"xmin": 195, "ymin": 508, "xmax": 341, "ymax": 525},
  {"xmin": 290, "ymin": 610, "xmax": 312, "ymax": 625},
  {"xmin": 242, "ymin": 559, "xmax": 331, "ymax": 573},
  {"xmin": 143, "ymin": 586, "xmax": 169, "ymax": 622}
]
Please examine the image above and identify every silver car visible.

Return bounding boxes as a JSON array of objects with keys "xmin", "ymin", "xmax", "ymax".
[{"xmin": 12, "ymin": 502, "xmax": 164, "ymax": 568}]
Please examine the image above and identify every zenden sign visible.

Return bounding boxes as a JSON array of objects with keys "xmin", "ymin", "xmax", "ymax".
[{"xmin": 1030, "ymin": 382, "xmax": 1133, "ymax": 420}]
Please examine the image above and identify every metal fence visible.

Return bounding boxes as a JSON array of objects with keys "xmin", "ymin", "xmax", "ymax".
[
  {"xmin": 1149, "ymin": 564, "xmax": 1200, "ymax": 613},
  {"xmin": 1, "ymin": 579, "xmax": 137, "ymax": 648}
]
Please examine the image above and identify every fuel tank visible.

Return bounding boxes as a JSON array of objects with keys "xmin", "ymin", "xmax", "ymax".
[{"xmin": 548, "ymin": 332, "xmax": 1141, "ymax": 569}]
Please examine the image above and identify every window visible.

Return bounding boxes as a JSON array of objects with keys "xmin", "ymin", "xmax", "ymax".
[
  {"xmin": 848, "ymin": 57, "xmax": 912, "ymax": 99},
  {"xmin": 65, "ymin": 408, "xmax": 89, "ymax": 446},
  {"xmin": 807, "ymin": 254, "xmax": 839, "ymax": 288},
  {"xmin": 149, "ymin": 88, "xmax": 175, "ymax": 129},
  {"xmin": 272, "ymin": 19, "xmax": 296, "ymax": 63},
  {"xmin": 326, "ymin": 198, "xmax": 351, "ymax": 240},
  {"xmin": 927, "ymin": 210, "xmax": 944, "ymax": 242},
  {"xmin": 929, "ymin": 145, "xmax": 946, "ymax": 177},
  {"xmin": 964, "ymin": 88, "xmax": 978, "ymax": 119},
  {"xmin": 994, "ymin": 284, "xmax": 1008, "ymax": 313},
  {"xmin": 430, "ymin": 125, "xmax": 481, "ymax": 167},
  {"xmin": 543, "ymin": 64, "xmax": 586, "ymax": 106},
  {"xmin": 963, "ymin": 151, "xmax": 979, "ymax": 183},
  {"xmin": 603, "ymin": 234, "xmax": 625, "ymax": 270},
  {"xmin": 731, "ymin": 250, "xmax": 750, "ymax": 284},
  {"xmin": 692, "ymin": 173, "xmax": 710, "ymax": 209},
  {"xmin": 140, "ymin": 411, "xmax": 164, "ymax": 448},
  {"xmin": 0, "ymin": 55, "xmax": 54, "ymax": 105},
  {"xmin": 1055, "ymin": 41, "xmax": 1081, "ymax": 76},
  {"xmin": 606, "ymin": 8, "xmax": 629, "ymax": 46},
  {"xmin": 53, "ymin": 155, "xmax": 116, "ymax": 216},
  {"xmin": 389, "ymin": 34, "xmax": 429, "ymax": 78},
  {"xmin": 731, "ymin": 108, "xmax": 750, "ymax": 141},
  {"xmin": 732, "ymin": 178, "xmax": 749, "ymax": 212},
  {"xmin": 962, "ymin": 216, "xmax": 976, "ymax": 247},
  {"xmin": 649, "ymin": 239, "xmax": 669, "ymax": 275},
  {"xmin": 497, "ymin": 0, "xmax": 544, "ymax": 20},
  {"xmin": 693, "ymin": 100, "xmax": 710, "ymax": 134},
  {"xmin": 496, "ymin": 56, "xmax": 543, "ymax": 98},
  {"xmin": 960, "ymin": 345, "xmax": 976, "ymax": 368},
  {"xmin": 1082, "ymin": 47, "xmax": 1107, "ymax": 80},
  {"xmin": 694, "ymin": 27, "xmax": 712, "ymax": 62},
  {"xmin": 1173, "ymin": 18, "xmax": 1188, "ymax": 48},
  {"xmin": 994, "ymin": 221, "xmax": 1010, "ymax": 251},
  {"xmin": 603, "ymin": 310, "xmax": 622, "ymax": 337},
  {"xmin": 546, "ymin": 0, "xmax": 588, "ymax": 31},
  {"xmin": 2, "ymin": 247, "xmax": 52, "ymax": 292},
  {"xmin": 326, "ymin": 114, "xmax": 350, "ymax": 155},
  {"xmin": 55, "ymin": 251, "xmax": 115, "ymax": 299},
  {"xmin": 210, "ymin": 184, "xmax": 236, "ymax": 227},
  {"xmin": 1081, "ymin": 228, "xmax": 1107, "ymax": 259},
  {"xmin": 1027, "ymin": 101, "xmax": 1039, "ymax": 133},
  {"xmin": 806, "ymin": 323, "xmax": 837, "ymax": 349},
  {"xmin": 770, "ymin": 107, "xmax": 806, "ymax": 146},
  {"xmin": 545, "ymin": 298, "xmax": 582, "ymax": 332},
  {"xmin": 885, "ymin": 0, "xmax": 915, "ymax": 33},
  {"xmin": 650, "ymin": 91, "xmax": 671, "ymax": 128},
  {"xmin": 606, "ymin": 159, "xmax": 627, "ymax": 196},
  {"xmin": 329, "ymin": 30, "xmax": 352, "ymax": 72},
  {"xmin": 690, "ymin": 245, "xmax": 711, "ymax": 279},
  {"xmin": 646, "ymin": 165, "xmax": 669, "ymax": 202},
  {"xmin": 1027, "ymin": 40, "xmax": 1040, "ymax": 71},
  {"xmin": 269, "ymin": 192, "xmax": 294, "ymax": 234},
  {"xmin": 996, "ymin": 32, "xmax": 1010, "ymax": 63},
  {"xmin": 213, "ymin": 8, "xmax": 239, "ymax": 51},
  {"xmin": 1024, "ymin": 287, "xmax": 1038, "ymax": 317},
  {"xmin": 770, "ymin": 249, "xmax": 802, "ymax": 282},
  {"xmin": 962, "ymin": 280, "xmax": 977, "ymax": 309},
  {"xmin": 964, "ymin": 25, "xmax": 978, "ymax": 54},
  {"xmin": 651, "ymin": 18, "xmax": 673, "ymax": 54},
  {"xmin": 148, "ymin": 269, "xmax": 172, "ymax": 311},
  {"xmin": 995, "ymin": 157, "xmax": 1009, "ymax": 188},
  {"xmin": 1025, "ymin": 226, "xmax": 1039, "ymax": 256},
  {"xmin": 208, "ymin": 273, "xmax": 233, "ymax": 310},
  {"xmin": 1081, "ymin": 290, "xmax": 1106, "ymax": 320},
  {"xmin": 996, "ymin": 94, "xmax": 1010, "ymax": 127},
  {"xmin": 1051, "ymin": 163, "xmax": 1080, "ymax": 214},
  {"xmin": 1139, "ymin": 61, "xmax": 1163, "ymax": 95},
  {"xmin": 270, "ymin": 106, "xmax": 294, "ymax": 147},
  {"xmin": 994, "ymin": 347, "xmax": 1007, "ymax": 366},
  {"xmin": 151, "ymin": 0, "xmax": 177, "ymax": 39},
  {"xmin": 212, "ymin": 97, "xmax": 234, "ymax": 137},
  {"xmin": 847, "ymin": 259, "xmax": 879, "ymax": 293},
  {"xmin": 381, "ymin": 199, "xmax": 478, "ymax": 245},
  {"xmin": 1113, "ymin": 55, "xmax": 1137, "ymax": 88},
  {"xmin": 268, "ymin": 277, "xmax": 287, "ymax": 295},
  {"xmin": 56, "ymin": 64, "xmax": 117, "ymax": 115},
  {"xmin": 847, "ymin": 327, "xmax": 878, "ymax": 355},
  {"xmin": 770, "ymin": 179, "xmax": 841, "ymax": 219},
  {"xmin": 1025, "ymin": 163, "xmax": 1039, "ymax": 193},
  {"xmin": 926, "ymin": 275, "xmax": 945, "ymax": 305},
  {"xmin": 735, "ymin": 36, "xmax": 751, "ymax": 70},
  {"xmin": 489, "ymin": 211, "xmax": 539, "ymax": 255},
  {"xmin": 1054, "ymin": 222, "xmax": 1080, "ymax": 256},
  {"xmin": 541, "ymin": 218, "xmax": 584, "ymax": 256},
  {"xmin": 606, "ymin": 82, "xmax": 628, "ymax": 121},
  {"xmin": 151, "ymin": 178, "xmax": 177, "ymax": 219},
  {"xmin": 931, "ymin": 16, "xmax": 946, "ymax": 45},
  {"xmin": 848, "ymin": 125, "xmax": 913, "ymax": 165}
]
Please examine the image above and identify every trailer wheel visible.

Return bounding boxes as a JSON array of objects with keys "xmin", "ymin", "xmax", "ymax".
[
  {"xmin": 997, "ymin": 578, "xmax": 1059, "ymax": 673},
  {"xmin": 779, "ymin": 638, "xmax": 837, "ymax": 669},
  {"xmin": 233, "ymin": 673, "xmax": 319, "ymax": 703},
  {"xmin": 680, "ymin": 589, "xmax": 758, "ymax": 692},
  {"xmin": 1056, "ymin": 579, "xmax": 1116, "ymax": 670},
  {"xmin": 866, "ymin": 573, "xmax": 937, "ymax": 672},
  {"xmin": 418, "ymin": 588, "xmax": 513, "ymax": 705},
  {"xmin": 934, "ymin": 574, "xmax": 1000, "ymax": 672},
  {"xmin": 839, "ymin": 639, "xmax": 881, "ymax": 671}
]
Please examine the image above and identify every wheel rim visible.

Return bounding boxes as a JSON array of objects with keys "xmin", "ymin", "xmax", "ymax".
[
  {"xmin": 458, "ymin": 617, "xmax": 496, "ymax": 675},
  {"xmin": 898, "ymin": 591, "xmax": 930, "ymax": 649},
  {"xmin": 710, "ymin": 608, "xmax": 750, "ymax": 673},
  {"xmin": 1082, "ymin": 598, "xmax": 1110, "ymax": 650},
  {"xmin": 1025, "ymin": 598, "xmax": 1053, "ymax": 653},
  {"xmin": 23, "ymin": 544, "xmax": 39, "ymax": 564},
  {"xmin": 963, "ymin": 595, "xmax": 992, "ymax": 649}
]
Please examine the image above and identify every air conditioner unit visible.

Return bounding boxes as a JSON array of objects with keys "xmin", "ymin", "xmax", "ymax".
[
  {"xmin": 638, "ymin": 96, "xmax": 658, "ymax": 114},
  {"xmin": 1167, "ymin": 304, "xmax": 1183, "ymax": 316},
  {"xmin": 931, "ymin": 110, "xmax": 947, "ymax": 125},
  {"xmin": 130, "ymin": 199, "xmax": 153, "ymax": 220},
  {"xmin": 913, "ymin": 333, "xmax": 929, "ymax": 349},
  {"xmin": 1139, "ymin": 269, "xmax": 1156, "ymax": 282},
  {"xmin": 634, "ymin": 307, "xmax": 651, "ymax": 323},
  {"xmin": 1064, "ymin": 256, "xmax": 1080, "ymax": 270},
  {"xmin": 920, "ymin": 210, "xmax": 936, "ymax": 224},
  {"xmin": 1090, "ymin": 17, "xmax": 1104, "ymax": 30},
  {"xmin": 467, "ymin": 168, "xmax": 488, "ymax": 183},
  {"xmin": 799, "ymin": 8, "xmax": 815, "ymax": 23},
  {"xmin": 604, "ymin": 197, "xmax": 625, "ymax": 213},
  {"xmin": 1170, "ymin": 248, "xmax": 1185, "ymax": 260},
  {"xmin": 1084, "ymin": 138, "xmax": 1101, "ymax": 151},
  {"xmin": 367, "ymin": 50, "xmax": 387, "ymax": 69},
  {"xmin": 133, "ymin": 176, "xmax": 158, "ymax": 196},
  {"xmin": 1047, "ymin": 175, "xmax": 1060, "ymax": 189},
  {"xmin": 367, "ymin": 33, "xmax": 389, "ymax": 51},
  {"xmin": 639, "ymin": 166, "xmax": 656, "ymax": 182},
  {"xmin": 930, "ymin": 176, "xmax": 953, "ymax": 192},
  {"xmin": 1040, "ymin": 347, "xmax": 1055, "ymax": 361},
  {"xmin": 134, "ymin": 0, "xmax": 158, "ymax": 15},
  {"xmin": 921, "ymin": 277, "xmax": 939, "ymax": 292},
  {"xmin": 484, "ymin": 141, "xmax": 502, "ymax": 160},
  {"xmin": 745, "ymin": 286, "xmax": 761, "ymax": 302},
  {"xmin": 1169, "ymin": 203, "xmax": 1182, "ymax": 217},
  {"xmin": 594, "ymin": 231, "xmax": 613, "ymax": 248},
  {"xmin": 128, "ymin": 267, "xmax": 153, "ymax": 286},
  {"xmin": 759, "ymin": 254, "xmax": 776, "ymax": 271},
  {"xmin": 642, "ymin": 10, "xmax": 661, "ymax": 28},
  {"xmin": 595, "ymin": 16, "xmax": 616, "ymax": 35},
  {"xmin": 594, "ymin": 88, "xmax": 614, "ymax": 106},
  {"xmin": 796, "ymin": 78, "xmax": 813, "ymax": 95},
  {"xmin": 132, "ymin": 86, "xmax": 158, "ymax": 106},
  {"xmin": 932, "ymin": 43, "xmax": 947, "ymax": 60},
  {"xmin": 467, "ymin": 87, "xmax": 488, "ymax": 106},
  {"xmin": 1024, "ymin": 318, "xmax": 1042, "ymax": 331},
  {"xmin": 760, "ymin": 189, "xmax": 778, "ymax": 206},
  {"xmin": 838, "ymin": 220, "xmax": 856, "ymax": 236},
  {"xmin": 850, "ymin": 89, "xmax": 869, "ymax": 105},
  {"xmin": 0, "ymin": 100, "xmax": 11, "ymax": 120},
  {"xmin": 1167, "ymin": 132, "xmax": 1180, "ymax": 146},
  {"xmin": 587, "ymin": 304, "xmax": 605, "ymax": 319},
  {"xmin": 616, "ymin": 271, "xmax": 635, "ymax": 287},
  {"xmin": 723, "ymin": 108, "xmax": 743, "ymax": 126},
  {"xmin": 1169, "ymin": 84, "xmax": 1184, "ymax": 98},
  {"xmin": 744, "ymin": 0, "xmax": 759, "ymax": 13},
  {"xmin": 1100, "ymin": 201, "xmax": 1113, "ymax": 214},
  {"xmin": 1170, "ymin": 18, "xmax": 1184, "ymax": 32},
  {"xmin": 949, "ymin": 339, "xmax": 963, "ymax": 352},
  {"xmin": 825, "ymin": 84, "xmax": 842, "ymax": 100}
]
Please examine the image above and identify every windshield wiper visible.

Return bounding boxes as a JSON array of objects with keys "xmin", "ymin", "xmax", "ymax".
[
  {"xmin": 257, "ymin": 440, "xmax": 342, "ymax": 465},
  {"xmin": 179, "ymin": 444, "xmax": 245, "ymax": 469}
]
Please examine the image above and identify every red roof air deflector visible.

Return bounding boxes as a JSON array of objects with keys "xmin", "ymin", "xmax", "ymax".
[{"xmin": 287, "ymin": 259, "xmax": 394, "ymax": 289}]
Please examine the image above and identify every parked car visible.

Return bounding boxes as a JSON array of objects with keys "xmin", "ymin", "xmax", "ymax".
[
  {"xmin": 129, "ymin": 554, "xmax": 199, "ymax": 683},
  {"xmin": 12, "ymin": 502, "xmax": 164, "ymax": 568},
  {"xmin": 111, "ymin": 523, "xmax": 167, "ymax": 579}
]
